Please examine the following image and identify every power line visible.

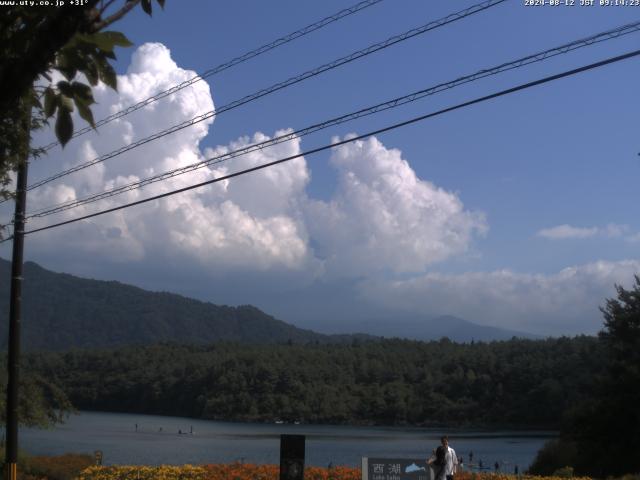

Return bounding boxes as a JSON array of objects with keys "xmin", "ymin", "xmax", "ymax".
[
  {"xmin": 23, "ymin": 20, "xmax": 640, "ymax": 220},
  {"xmin": 37, "ymin": 0, "xmax": 386, "ymax": 152},
  {"xmin": 7, "ymin": 48, "xmax": 637, "ymax": 242},
  {"xmin": 21, "ymin": 0, "xmax": 506, "ymax": 194}
]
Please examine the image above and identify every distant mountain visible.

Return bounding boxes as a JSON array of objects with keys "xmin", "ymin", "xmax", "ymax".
[
  {"xmin": 305, "ymin": 314, "xmax": 539, "ymax": 342},
  {"xmin": 0, "ymin": 258, "xmax": 369, "ymax": 350},
  {"xmin": 0, "ymin": 258, "xmax": 536, "ymax": 349}
]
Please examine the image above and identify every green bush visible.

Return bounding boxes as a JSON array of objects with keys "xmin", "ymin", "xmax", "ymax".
[
  {"xmin": 553, "ymin": 466, "xmax": 575, "ymax": 478},
  {"xmin": 528, "ymin": 439, "xmax": 578, "ymax": 476},
  {"xmin": 25, "ymin": 453, "xmax": 95, "ymax": 480},
  {"xmin": 0, "ymin": 447, "xmax": 33, "ymax": 474}
]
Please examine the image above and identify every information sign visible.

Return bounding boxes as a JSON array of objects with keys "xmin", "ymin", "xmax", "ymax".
[{"xmin": 362, "ymin": 457, "xmax": 433, "ymax": 480}]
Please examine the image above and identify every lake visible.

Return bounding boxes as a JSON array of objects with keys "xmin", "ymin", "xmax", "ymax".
[{"xmin": 21, "ymin": 411, "xmax": 554, "ymax": 470}]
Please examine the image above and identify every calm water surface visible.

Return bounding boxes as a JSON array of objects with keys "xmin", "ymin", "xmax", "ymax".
[{"xmin": 21, "ymin": 411, "xmax": 554, "ymax": 469}]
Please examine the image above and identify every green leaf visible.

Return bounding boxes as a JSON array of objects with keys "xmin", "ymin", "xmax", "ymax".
[
  {"xmin": 71, "ymin": 82, "xmax": 94, "ymax": 104},
  {"xmin": 56, "ymin": 81, "xmax": 74, "ymax": 97},
  {"xmin": 76, "ymin": 100, "xmax": 96, "ymax": 129},
  {"xmin": 84, "ymin": 61, "xmax": 99, "ymax": 86},
  {"xmin": 141, "ymin": 0, "xmax": 152, "ymax": 15},
  {"xmin": 95, "ymin": 56, "xmax": 117, "ymax": 90},
  {"xmin": 55, "ymin": 108, "xmax": 73, "ymax": 147},
  {"xmin": 102, "ymin": 31, "xmax": 133, "ymax": 48},
  {"xmin": 44, "ymin": 87, "xmax": 57, "ymax": 118},
  {"xmin": 56, "ymin": 51, "xmax": 78, "ymax": 80},
  {"xmin": 76, "ymin": 31, "xmax": 133, "ymax": 52},
  {"xmin": 62, "ymin": 34, "xmax": 81, "ymax": 50},
  {"xmin": 60, "ymin": 94, "xmax": 74, "ymax": 112}
]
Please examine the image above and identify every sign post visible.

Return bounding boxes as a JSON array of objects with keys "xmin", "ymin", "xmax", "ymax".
[{"xmin": 280, "ymin": 434, "xmax": 305, "ymax": 480}]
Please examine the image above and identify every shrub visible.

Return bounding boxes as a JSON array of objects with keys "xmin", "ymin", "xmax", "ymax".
[
  {"xmin": 77, "ymin": 464, "xmax": 208, "ymax": 480},
  {"xmin": 203, "ymin": 463, "xmax": 361, "ymax": 480},
  {"xmin": 552, "ymin": 466, "xmax": 574, "ymax": 478},
  {"xmin": 528, "ymin": 439, "xmax": 579, "ymax": 476},
  {"xmin": 77, "ymin": 463, "xmax": 362, "ymax": 480},
  {"xmin": 26, "ymin": 453, "xmax": 95, "ymax": 480}
]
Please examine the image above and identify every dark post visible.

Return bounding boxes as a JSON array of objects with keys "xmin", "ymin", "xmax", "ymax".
[
  {"xmin": 279, "ymin": 434, "xmax": 305, "ymax": 480},
  {"xmin": 4, "ymin": 131, "xmax": 29, "ymax": 480}
]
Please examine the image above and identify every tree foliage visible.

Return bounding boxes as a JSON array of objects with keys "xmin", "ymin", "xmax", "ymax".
[
  {"xmin": 530, "ymin": 276, "xmax": 640, "ymax": 477},
  {"xmin": 0, "ymin": 0, "xmax": 165, "ymax": 424},
  {"xmin": 0, "ymin": 0, "xmax": 165, "ymax": 201},
  {"xmin": 0, "ymin": 359, "xmax": 74, "ymax": 428},
  {"xmin": 23, "ymin": 336, "xmax": 603, "ymax": 428}
]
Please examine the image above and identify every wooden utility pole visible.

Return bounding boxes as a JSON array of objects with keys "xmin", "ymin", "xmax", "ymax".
[{"xmin": 4, "ymin": 101, "xmax": 30, "ymax": 480}]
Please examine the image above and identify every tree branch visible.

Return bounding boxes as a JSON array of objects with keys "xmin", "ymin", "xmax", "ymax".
[
  {"xmin": 99, "ymin": 0, "xmax": 119, "ymax": 15},
  {"xmin": 91, "ymin": 0, "xmax": 141, "ymax": 32}
]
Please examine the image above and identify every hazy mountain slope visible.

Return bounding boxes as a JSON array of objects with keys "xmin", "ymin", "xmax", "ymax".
[
  {"xmin": 0, "ymin": 258, "xmax": 536, "ymax": 349},
  {"xmin": 0, "ymin": 259, "xmax": 340, "ymax": 350},
  {"xmin": 305, "ymin": 314, "xmax": 539, "ymax": 342}
]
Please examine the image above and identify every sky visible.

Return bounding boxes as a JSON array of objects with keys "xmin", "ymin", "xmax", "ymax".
[{"xmin": 1, "ymin": 0, "xmax": 639, "ymax": 336}]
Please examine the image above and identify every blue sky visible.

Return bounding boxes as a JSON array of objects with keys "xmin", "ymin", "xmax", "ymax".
[{"xmin": 2, "ymin": 0, "xmax": 639, "ymax": 336}]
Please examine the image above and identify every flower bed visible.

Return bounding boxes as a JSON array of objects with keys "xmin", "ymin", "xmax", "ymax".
[
  {"xmin": 75, "ymin": 464, "xmax": 600, "ymax": 480},
  {"xmin": 76, "ymin": 464, "xmax": 208, "ymax": 480},
  {"xmin": 455, "ymin": 473, "xmax": 592, "ymax": 480},
  {"xmin": 76, "ymin": 463, "xmax": 361, "ymax": 480}
]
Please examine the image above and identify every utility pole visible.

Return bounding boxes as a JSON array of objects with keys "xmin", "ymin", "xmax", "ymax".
[{"xmin": 4, "ymin": 100, "xmax": 30, "ymax": 480}]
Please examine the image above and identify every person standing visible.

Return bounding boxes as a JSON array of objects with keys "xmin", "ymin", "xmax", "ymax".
[{"xmin": 428, "ymin": 436, "xmax": 458, "ymax": 480}]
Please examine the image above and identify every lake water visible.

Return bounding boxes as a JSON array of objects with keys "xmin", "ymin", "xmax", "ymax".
[{"xmin": 21, "ymin": 411, "xmax": 554, "ymax": 470}]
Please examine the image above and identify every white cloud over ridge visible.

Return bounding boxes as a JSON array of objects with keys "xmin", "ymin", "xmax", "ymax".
[
  {"xmin": 9, "ymin": 42, "xmax": 486, "ymax": 280},
  {"xmin": 359, "ymin": 259, "xmax": 640, "ymax": 335},
  {"xmin": 2, "ymin": 42, "xmax": 636, "ymax": 336}
]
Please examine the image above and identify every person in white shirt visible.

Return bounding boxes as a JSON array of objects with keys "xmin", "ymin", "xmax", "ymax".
[
  {"xmin": 428, "ymin": 436, "xmax": 457, "ymax": 480},
  {"xmin": 440, "ymin": 436, "xmax": 458, "ymax": 480}
]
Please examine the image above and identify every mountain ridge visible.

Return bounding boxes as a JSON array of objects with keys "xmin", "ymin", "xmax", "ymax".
[
  {"xmin": 0, "ymin": 258, "xmax": 365, "ymax": 350},
  {"xmin": 0, "ymin": 258, "xmax": 537, "ymax": 349},
  {"xmin": 313, "ymin": 313, "xmax": 540, "ymax": 342}
]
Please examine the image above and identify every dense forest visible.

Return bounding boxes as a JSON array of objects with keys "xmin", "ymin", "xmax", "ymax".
[{"xmin": 23, "ymin": 336, "xmax": 602, "ymax": 428}]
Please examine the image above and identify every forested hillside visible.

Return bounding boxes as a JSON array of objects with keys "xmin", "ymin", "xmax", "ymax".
[
  {"xmin": 24, "ymin": 336, "xmax": 602, "ymax": 428},
  {"xmin": 0, "ymin": 259, "xmax": 366, "ymax": 349},
  {"xmin": 0, "ymin": 259, "xmax": 536, "ymax": 347}
]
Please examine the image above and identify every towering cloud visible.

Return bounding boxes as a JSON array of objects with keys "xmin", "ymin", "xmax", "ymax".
[
  {"xmin": 2, "ymin": 42, "xmax": 635, "ymax": 336},
  {"xmin": 306, "ymin": 135, "xmax": 487, "ymax": 276}
]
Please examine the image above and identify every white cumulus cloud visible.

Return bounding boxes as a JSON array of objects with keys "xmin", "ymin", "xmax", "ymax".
[
  {"xmin": 537, "ymin": 224, "xmax": 598, "ymax": 239},
  {"xmin": 7, "ymin": 43, "xmax": 318, "ymax": 274},
  {"xmin": 537, "ymin": 223, "xmax": 634, "ymax": 240},
  {"xmin": 9, "ymin": 41, "xmax": 627, "ymax": 337},
  {"xmin": 305, "ymin": 135, "xmax": 487, "ymax": 276}
]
